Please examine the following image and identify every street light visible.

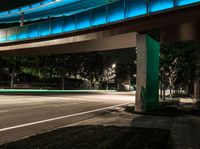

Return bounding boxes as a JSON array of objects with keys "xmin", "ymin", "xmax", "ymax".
[
  {"xmin": 112, "ymin": 63, "xmax": 116, "ymax": 69},
  {"xmin": 111, "ymin": 63, "xmax": 118, "ymax": 91},
  {"xmin": 104, "ymin": 63, "xmax": 116, "ymax": 90}
]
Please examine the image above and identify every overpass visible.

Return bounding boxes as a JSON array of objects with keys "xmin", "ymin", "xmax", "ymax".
[{"xmin": 0, "ymin": 0, "xmax": 200, "ymax": 112}]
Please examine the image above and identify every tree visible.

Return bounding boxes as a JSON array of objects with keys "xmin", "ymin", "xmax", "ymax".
[
  {"xmin": 160, "ymin": 41, "xmax": 200, "ymax": 99},
  {"xmin": 115, "ymin": 63, "xmax": 129, "ymax": 89},
  {"xmin": 102, "ymin": 64, "xmax": 116, "ymax": 90},
  {"xmin": 1, "ymin": 56, "xmax": 23, "ymax": 88},
  {"xmin": 80, "ymin": 53, "xmax": 104, "ymax": 89}
]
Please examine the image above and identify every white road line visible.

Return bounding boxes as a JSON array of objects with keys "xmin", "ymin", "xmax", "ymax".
[{"xmin": 0, "ymin": 102, "xmax": 132, "ymax": 132}]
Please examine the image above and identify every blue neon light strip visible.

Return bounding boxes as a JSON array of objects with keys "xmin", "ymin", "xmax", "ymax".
[
  {"xmin": 91, "ymin": 6, "xmax": 107, "ymax": 26},
  {"xmin": 0, "ymin": 0, "xmax": 111, "ymax": 23},
  {"xmin": 149, "ymin": 0, "xmax": 174, "ymax": 12},
  {"xmin": 126, "ymin": 0, "xmax": 147, "ymax": 18},
  {"xmin": 0, "ymin": 0, "xmax": 73, "ymax": 19},
  {"xmin": 176, "ymin": 0, "xmax": 200, "ymax": 6},
  {"xmin": 0, "ymin": 0, "xmax": 200, "ymax": 43}
]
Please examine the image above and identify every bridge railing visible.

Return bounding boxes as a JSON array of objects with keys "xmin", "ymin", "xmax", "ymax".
[
  {"xmin": 0, "ymin": 0, "xmax": 200, "ymax": 43},
  {"xmin": 0, "ymin": 0, "xmax": 55, "ymax": 17}
]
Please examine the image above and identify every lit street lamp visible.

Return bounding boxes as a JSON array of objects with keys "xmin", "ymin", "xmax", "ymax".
[
  {"xmin": 112, "ymin": 63, "xmax": 116, "ymax": 69},
  {"xmin": 103, "ymin": 63, "xmax": 116, "ymax": 90}
]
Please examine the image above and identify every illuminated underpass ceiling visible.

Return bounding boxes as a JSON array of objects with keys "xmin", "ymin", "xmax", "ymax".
[{"xmin": 0, "ymin": 0, "xmax": 117, "ymax": 23}]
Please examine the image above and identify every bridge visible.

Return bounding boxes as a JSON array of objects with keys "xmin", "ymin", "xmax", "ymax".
[{"xmin": 0, "ymin": 0, "xmax": 200, "ymax": 112}]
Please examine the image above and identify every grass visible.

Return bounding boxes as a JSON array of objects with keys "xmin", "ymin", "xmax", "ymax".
[{"xmin": 0, "ymin": 125, "xmax": 169, "ymax": 149}]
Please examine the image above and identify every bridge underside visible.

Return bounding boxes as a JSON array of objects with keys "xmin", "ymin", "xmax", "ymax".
[
  {"xmin": 1, "ymin": 22, "xmax": 200, "ymax": 56},
  {"xmin": 0, "ymin": 32, "xmax": 136, "ymax": 56}
]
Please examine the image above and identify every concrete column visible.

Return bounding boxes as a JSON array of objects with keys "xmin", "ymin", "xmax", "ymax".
[
  {"xmin": 135, "ymin": 34, "xmax": 160, "ymax": 112},
  {"xmin": 194, "ymin": 80, "xmax": 200, "ymax": 102},
  {"xmin": 20, "ymin": 12, "xmax": 24, "ymax": 26}
]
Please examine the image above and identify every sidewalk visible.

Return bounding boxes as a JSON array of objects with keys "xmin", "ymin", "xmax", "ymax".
[{"xmin": 69, "ymin": 99, "xmax": 200, "ymax": 149}]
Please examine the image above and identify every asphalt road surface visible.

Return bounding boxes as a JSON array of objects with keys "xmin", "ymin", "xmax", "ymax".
[{"xmin": 0, "ymin": 92, "xmax": 134, "ymax": 144}]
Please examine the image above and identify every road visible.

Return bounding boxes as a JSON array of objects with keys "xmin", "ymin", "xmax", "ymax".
[{"xmin": 0, "ymin": 92, "xmax": 134, "ymax": 144}]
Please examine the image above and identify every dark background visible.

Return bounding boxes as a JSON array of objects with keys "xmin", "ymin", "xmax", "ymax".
[{"xmin": 0, "ymin": 0, "xmax": 41, "ymax": 11}]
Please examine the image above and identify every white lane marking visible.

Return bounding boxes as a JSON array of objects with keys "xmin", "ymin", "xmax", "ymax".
[{"xmin": 0, "ymin": 102, "xmax": 132, "ymax": 132}]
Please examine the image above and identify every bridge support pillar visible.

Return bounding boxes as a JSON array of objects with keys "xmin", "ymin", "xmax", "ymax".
[{"xmin": 135, "ymin": 34, "xmax": 160, "ymax": 112}]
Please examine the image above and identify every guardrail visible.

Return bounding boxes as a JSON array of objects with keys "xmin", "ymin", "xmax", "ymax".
[{"xmin": 0, "ymin": 0, "xmax": 200, "ymax": 43}]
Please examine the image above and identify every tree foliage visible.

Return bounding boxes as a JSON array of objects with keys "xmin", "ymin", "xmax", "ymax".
[
  {"xmin": 0, "ymin": 52, "xmax": 134, "ymax": 90},
  {"xmin": 160, "ymin": 41, "xmax": 200, "ymax": 97}
]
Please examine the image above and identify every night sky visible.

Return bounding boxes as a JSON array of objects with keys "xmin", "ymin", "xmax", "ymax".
[{"xmin": 0, "ymin": 0, "xmax": 41, "ymax": 11}]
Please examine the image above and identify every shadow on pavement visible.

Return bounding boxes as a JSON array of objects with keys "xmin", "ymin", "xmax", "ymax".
[
  {"xmin": 0, "ymin": 125, "xmax": 169, "ymax": 149},
  {"xmin": 123, "ymin": 99, "xmax": 200, "ymax": 149}
]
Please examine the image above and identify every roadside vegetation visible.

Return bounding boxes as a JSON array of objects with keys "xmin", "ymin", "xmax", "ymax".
[
  {"xmin": 0, "ymin": 52, "xmax": 135, "ymax": 90},
  {"xmin": 160, "ymin": 41, "xmax": 200, "ymax": 99}
]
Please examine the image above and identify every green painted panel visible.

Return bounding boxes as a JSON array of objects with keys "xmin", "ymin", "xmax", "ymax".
[{"xmin": 143, "ymin": 35, "xmax": 160, "ymax": 111}]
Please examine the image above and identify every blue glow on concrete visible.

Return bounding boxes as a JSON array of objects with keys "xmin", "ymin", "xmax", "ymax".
[
  {"xmin": 107, "ymin": 1, "xmax": 125, "ymax": 22},
  {"xmin": 0, "ymin": 11, "xmax": 9, "ymax": 16},
  {"xmin": 0, "ymin": 30, "xmax": 7, "ymax": 42},
  {"xmin": 10, "ymin": 9, "xmax": 19, "ymax": 14},
  {"xmin": 91, "ymin": 6, "xmax": 106, "ymax": 26},
  {"xmin": 7, "ymin": 28, "xmax": 17, "ymax": 41},
  {"xmin": 21, "ymin": 5, "xmax": 30, "ymax": 11},
  {"xmin": 126, "ymin": 0, "xmax": 147, "ymax": 18},
  {"xmin": 63, "ymin": 15, "xmax": 76, "ymax": 32},
  {"xmin": 42, "ymin": 0, "xmax": 54, "ymax": 5},
  {"xmin": 77, "ymin": 11, "xmax": 91, "ymax": 29},
  {"xmin": 149, "ymin": 0, "xmax": 174, "ymax": 12},
  {"xmin": 51, "ymin": 17, "xmax": 63, "ymax": 34},
  {"xmin": 31, "ymin": 2, "xmax": 41, "ymax": 8},
  {"xmin": 28, "ymin": 24, "xmax": 39, "ymax": 38},
  {"xmin": 39, "ymin": 22, "xmax": 51, "ymax": 36},
  {"xmin": 2, "ymin": 0, "xmax": 198, "ymax": 24},
  {"xmin": 17, "ymin": 27, "xmax": 28, "ymax": 40},
  {"xmin": 176, "ymin": 0, "xmax": 200, "ymax": 6},
  {"xmin": 0, "ymin": 0, "xmax": 107, "ymax": 23}
]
